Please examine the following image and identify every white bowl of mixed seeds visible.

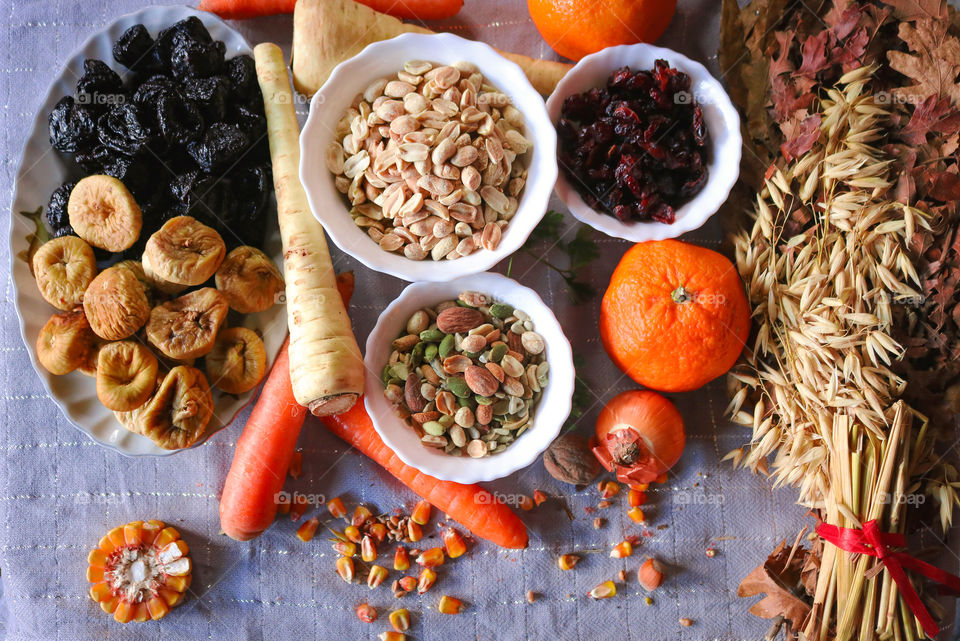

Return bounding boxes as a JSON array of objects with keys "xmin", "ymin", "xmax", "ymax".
[
  {"xmin": 300, "ymin": 33, "xmax": 558, "ymax": 282},
  {"xmin": 364, "ymin": 272, "xmax": 574, "ymax": 483}
]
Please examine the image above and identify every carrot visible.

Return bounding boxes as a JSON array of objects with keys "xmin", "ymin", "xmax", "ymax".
[
  {"xmin": 320, "ymin": 405, "xmax": 529, "ymax": 549},
  {"xmin": 219, "ymin": 273, "xmax": 355, "ymax": 541},
  {"xmin": 197, "ymin": 0, "xmax": 294, "ymax": 19},
  {"xmin": 255, "ymin": 43, "xmax": 365, "ymax": 417}
]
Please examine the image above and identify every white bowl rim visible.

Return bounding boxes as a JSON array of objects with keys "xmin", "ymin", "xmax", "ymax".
[
  {"xmin": 363, "ymin": 272, "xmax": 574, "ymax": 483},
  {"xmin": 545, "ymin": 42, "xmax": 742, "ymax": 243},
  {"xmin": 300, "ymin": 32, "xmax": 558, "ymax": 282},
  {"xmin": 8, "ymin": 5, "xmax": 277, "ymax": 457}
]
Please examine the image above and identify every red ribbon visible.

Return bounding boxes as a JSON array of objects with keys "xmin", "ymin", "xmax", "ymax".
[{"xmin": 816, "ymin": 520, "xmax": 960, "ymax": 638}]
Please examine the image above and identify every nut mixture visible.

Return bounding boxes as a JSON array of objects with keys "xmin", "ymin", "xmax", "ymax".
[
  {"xmin": 327, "ymin": 60, "xmax": 533, "ymax": 261},
  {"xmin": 381, "ymin": 291, "xmax": 549, "ymax": 457}
]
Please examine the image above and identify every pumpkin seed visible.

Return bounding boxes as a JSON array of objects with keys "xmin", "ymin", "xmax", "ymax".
[
  {"xmin": 420, "ymin": 328, "xmax": 445, "ymax": 342},
  {"xmin": 423, "ymin": 421, "xmax": 446, "ymax": 436},
  {"xmin": 446, "ymin": 376, "xmax": 472, "ymax": 398},
  {"xmin": 489, "ymin": 343, "xmax": 508, "ymax": 362},
  {"xmin": 439, "ymin": 334, "xmax": 456, "ymax": 359},
  {"xmin": 424, "ymin": 343, "xmax": 438, "ymax": 362},
  {"xmin": 489, "ymin": 302, "xmax": 514, "ymax": 318}
]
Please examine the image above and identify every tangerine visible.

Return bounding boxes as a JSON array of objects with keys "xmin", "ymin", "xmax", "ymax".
[
  {"xmin": 527, "ymin": 0, "xmax": 677, "ymax": 62},
  {"xmin": 600, "ymin": 240, "xmax": 750, "ymax": 392}
]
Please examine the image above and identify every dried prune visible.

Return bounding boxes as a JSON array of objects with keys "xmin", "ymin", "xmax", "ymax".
[
  {"xmin": 76, "ymin": 60, "xmax": 123, "ymax": 109},
  {"xmin": 156, "ymin": 92, "xmax": 204, "ymax": 145},
  {"xmin": 183, "ymin": 75, "xmax": 230, "ymax": 123},
  {"xmin": 97, "ymin": 103, "xmax": 152, "ymax": 155},
  {"xmin": 155, "ymin": 17, "xmax": 212, "ymax": 65},
  {"xmin": 112, "ymin": 24, "xmax": 159, "ymax": 71},
  {"xmin": 224, "ymin": 55, "xmax": 257, "ymax": 102},
  {"xmin": 46, "ymin": 181, "xmax": 76, "ymax": 233},
  {"xmin": 229, "ymin": 102, "xmax": 266, "ymax": 140},
  {"xmin": 169, "ymin": 36, "xmax": 225, "ymax": 79},
  {"xmin": 133, "ymin": 74, "xmax": 178, "ymax": 107},
  {"xmin": 556, "ymin": 61, "xmax": 709, "ymax": 224},
  {"xmin": 187, "ymin": 122, "xmax": 248, "ymax": 173},
  {"xmin": 48, "ymin": 96, "xmax": 97, "ymax": 153}
]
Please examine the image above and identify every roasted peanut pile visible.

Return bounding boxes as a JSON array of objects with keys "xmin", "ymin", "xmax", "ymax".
[
  {"xmin": 382, "ymin": 291, "xmax": 549, "ymax": 457},
  {"xmin": 327, "ymin": 60, "xmax": 532, "ymax": 261}
]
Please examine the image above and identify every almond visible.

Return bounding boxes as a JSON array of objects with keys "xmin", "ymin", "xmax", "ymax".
[
  {"xmin": 476, "ymin": 404, "xmax": 493, "ymax": 425},
  {"xmin": 436, "ymin": 307, "xmax": 484, "ymax": 333},
  {"xmin": 464, "ymin": 365, "xmax": 499, "ymax": 397},
  {"xmin": 405, "ymin": 373, "xmax": 427, "ymax": 412},
  {"xmin": 411, "ymin": 411, "xmax": 441, "ymax": 424}
]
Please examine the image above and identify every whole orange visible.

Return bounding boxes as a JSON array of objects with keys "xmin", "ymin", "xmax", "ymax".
[
  {"xmin": 600, "ymin": 240, "xmax": 750, "ymax": 393},
  {"xmin": 527, "ymin": 0, "xmax": 677, "ymax": 62}
]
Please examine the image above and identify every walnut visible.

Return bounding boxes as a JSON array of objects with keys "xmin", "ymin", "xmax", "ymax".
[{"xmin": 543, "ymin": 432, "xmax": 601, "ymax": 485}]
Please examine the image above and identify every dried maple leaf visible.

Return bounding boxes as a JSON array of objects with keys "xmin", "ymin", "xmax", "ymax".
[
  {"xmin": 780, "ymin": 113, "xmax": 822, "ymax": 161},
  {"xmin": 738, "ymin": 540, "xmax": 812, "ymax": 630},
  {"xmin": 882, "ymin": 0, "xmax": 947, "ymax": 21},
  {"xmin": 888, "ymin": 19, "xmax": 960, "ymax": 105},
  {"xmin": 900, "ymin": 95, "xmax": 960, "ymax": 145}
]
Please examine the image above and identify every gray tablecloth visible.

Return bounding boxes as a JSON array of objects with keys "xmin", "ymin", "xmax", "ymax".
[{"xmin": 0, "ymin": 2, "xmax": 953, "ymax": 640}]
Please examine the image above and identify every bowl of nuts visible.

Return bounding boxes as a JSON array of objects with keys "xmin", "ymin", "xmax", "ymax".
[
  {"xmin": 364, "ymin": 272, "xmax": 575, "ymax": 483},
  {"xmin": 300, "ymin": 33, "xmax": 558, "ymax": 282}
]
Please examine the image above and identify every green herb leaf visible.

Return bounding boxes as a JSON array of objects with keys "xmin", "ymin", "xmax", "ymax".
[
  {"xmin": 566, "ymin": 226, "xmax": 600, "ymax": 271},
  {"xmin": 525, "ymin": 210, "xmax": 565, "ymax": 247}
]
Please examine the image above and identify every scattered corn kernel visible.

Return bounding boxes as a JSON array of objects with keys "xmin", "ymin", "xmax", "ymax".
[
  {"xmin": 407, "ymin": 521, "xmax": 423, "ymax": 542},
  {"xmin": 416, "ymin": 547, "xmax": 445, "ymax": 568},
  {"xmin": 289, "ymin": 496, "xmax": 308, "ymax": 521},
  {"xmin": 361, "ymin": 535, "xmax": 378, "ymax": 562},
  {"xmin": 627, "ymin": 507, "xmax": 646, "ymax": 524},
  {"xmin": 437, "ymin": 595, "xmax": 464, "ymax": 614},
  {"xmin": 296, "ymin": 518, "xmax": 320, "ymax": 542},
  {"xmin": 327, "ymin": 496, "xmax": 347, "ymax": 519},
  {"xmin": 442, "ymin": 529, "xmax": 467, "ymax": 559},
  {"xmin": 593, "ymin": 517, "xmax": 604, "ymax": 530},
  {"xmin": 288, "ymin": 451, "xmax": 303, "ymax": 479},
  {"xmin": 617, "ymin": 569, "xmax": 628, "ymax": 583},
  {"xmin": 598, "ymin": 481, "xmax": 620, "ymax": 498},
  {"xmin": 533, "ymin": 490, "xmax": 547, "ymax": 506},
  {"xmin": 654, "ymin": 472, "xmax": 668, "ymax": 484},
  {"xmin": 557, "ymin": 554, "xmax": 580, "ymax": 571},
  {"xmin": 378, "ymin": 632, "xmax": 405, "ymax": 641},
  {"xmin": 630, "ymin": 483, "xmax": 649, "ymax": 491},
  {"xmin": 705, "ymin": 547, "xmax": 716, "ymax": 558},
  {"xmin": 276, "ymin": 499, "xmax": 291, "ymax": 515},
  {"xmin": 526, "ymin": 590, "xmax": 536, "ymax": 603},
  {"xmin": 597, "ymin": 500, "xmax": 612, "ymax": 509},
  {"xmin": 588, "ymin": 581, "xmax": 617, "ymax": 599},
  {"xmin": 411, "ymin": 500, "xmax": 432, "ymax": 525},
  {"xmin": 628, "ymin": 489, "xmax": 647, "ymax": 507},
  {"xmin": 394, "ymin": 546, "xmax": 410, "ymax": 571},
  {"xmin": 644, "ymin": 596, "xmax": 654, "ymax": 606},
  {"xmin": 638, "ymin": 557, "xmax": 664, "ymax": 591},
  {"xmin": 344, "ymin": 525, "xmax": 362, "ymax": 543},
  {"xmin": 610, "ymin": 540, "xmax": 633, "ymax": 558},
  {"xmin": 398, "ymin": 576, "xmax": 418, "ymax": 592},
  {"xmin": 679, "ymin": 617, "xmax": 694, "ymax": 627},
  {"xmin": 389, "ymin": 608, "xmax": 411, "ymax": 632},
  {"xmin": 518, "ymin": 495, "xmax": 534, "ymax": 511},
  {"xmin": 333, "ymin": 540, "xmax": 357, "ymax": 557},
  {"xmin": 336, "ymin": 557, "xmax": 355, "ymax": 583},
  {"xmin": 353, "ymin": 505, "xmax": 373, "ymax": 527},
  {"xmin": 355, "ymin": 603, "xmax": 377, "ymax": 623},
  {"xmin": 417, "ymin": 568, "xmax": 437, "ymax": 594},
  {"xmin": 369, "ymin": 522, "xmax": 388, "ymax": 543},
  {"xmin": 368, "ymin": 565, "xmax": 388, "ymax": 589}
]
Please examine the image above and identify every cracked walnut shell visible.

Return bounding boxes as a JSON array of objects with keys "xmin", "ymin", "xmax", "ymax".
[
  {"xmin": 83, "ymin": 265, "xmax": 151, "ymax": 340},
  {"xmin": 145, "ymin": 288, "xmax": 228, "ymax": 360}
]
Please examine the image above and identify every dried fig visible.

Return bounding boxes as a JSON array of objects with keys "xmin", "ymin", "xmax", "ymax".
[
  {"xmin": 146, "ymin": 287, "xmax": 228, "ymax": 360},
  {"xmin": 141, "ymin": 251, "xmax": 187, "ymax": 295},
  {"xmin": 214, "ymin": 246, "xmax": 284, "ymax": 313},
  {"xmin": 76, "ymin": 338, "xmax": 105, "ymax": 377},
  {"xmin": 32, "ymin": 236, "xmax": 97, "ymax": 310},
  {"xmin": 543, "ymin": 432, "xmax": 602, "ymax": 485},
  {"xmin": 205, "ymin": 327, "xmax": 267, "ymax": 394},
  {"xmin": 67, "ymin": 174, "xmax": 143, "ymax": 252},
  {"xmin": 35, "ymin": 309, "xmax": 99, "ymax": 375},
  {"xmin": 143, "ymin": 215, "xmax": 226, "ymax": 286},
  {"xmin": 114, "ymin": 375, "xmax": 160, "ymax": 433},
  {"xmin": 96, "ymin": 340, "xmax": 159, "ymax": 411},
  {"xmin": 132, "ymin": 366, "xmax": 214, "ymax": 450},
  {"xmin": 83, "ymin": 265, "xmax": 151, "ymax": 340}
]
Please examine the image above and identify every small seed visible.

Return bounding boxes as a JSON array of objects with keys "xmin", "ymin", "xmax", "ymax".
[{"xmin": 466, "ymin": 439, "xmax": 487, "ymax": 458}]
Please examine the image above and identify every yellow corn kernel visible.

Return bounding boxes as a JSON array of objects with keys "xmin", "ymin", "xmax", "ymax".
[
  {"xmin": 352, "ymin": 505, "xmax": 373, "ymax": 527},
  {"xmin": 378, "ymin": 632, "xmax": 406, "ymax": 641},
  {"xmin": 336, "ymin": 556, "xmax": 355, "ymax": 583},
  {"xmin": 147, "ymin": 596, "xmax": 170, "ymax": 621},
  {"xmin": 133, "ymin": 602, "xmax": 150, "ymax": 622},
  {"xmin": 333, "ymin": 540, "xmax": 357, "ymax": 557},
  {"xmin": 158, "ymin": 588, "xmax": 183, "ymax": 608},
  {"xmin": 628, "ymin": 489, "xmax": 647, "ymax": 507},
  {"xmin": 369, "ymin": 522, "xmax": 388, "ymax": 543},
  {"xmin": 533, "ymin": 490, "xmax": 547, "ymax": 506},
  {"xmin": 557, "ymin": 554, "xmax": 580, "ymax": 570},
  {"xmin": 288, "ymin": 451, "xmax": 303, "ymax": 479},
  {"xmin": 393, "ymin": 546, "xmax": 410, "ymax": 571},
  {"xmin": 141, "ymin": 520, "xmax": 164, "ymax": 545},
  {"xmin": 99, "ymin": 596, "xmax": 119, "ymax": 614},
  {"xmin": 296, "ymin": 517, "xmax": 320, "ymax": 542},
  {"xmin": 630, "ymin": 483, "xmax": 649, "ymax": 491},
  {"xmin": 397, "ymin": 576, "xmax": 417, "ymax": 592},
  {"xmin": 610, "ymin": 540, "xmax": 633, "ymax": 558},
  {"xmin": 518, "ymin": 495, "xmax": 534, "ymax": 511},
  {"xmin": 153, "ymin": 527, "xmax": 180, "ymax": 550},
  {"xmin": 98, "ymin": 534, "xmax": 116, "ymax": 554},
  {"xmin": 344, "ymin": 525, "xmax": 362, "ymax": 543},
  {"xmin": 107, "ymin": 526, "xmax": 126, "ymax": 549},
  {"xmin": 411, "ymin": 500, "xmax": 431, "ymax": 525},
  {"xmin": 163, "ymin": 573, "xmax": 192, "ymax": 593},
  {"xmin": 355, "ymin": 602, "xmax": 377, "ymax": 623},
  {"xmin": 442, "ymin": 528, "xmax": 467, "ymax": 559},
  {"xmin": 87, "ymin": 548, "xmax": 108, "ymax": 568},
  {"xmin": 361, "ymin": 535, "xmax": 378, "ymax": 562},
  {"xmin": 276, "ymin": 498, "xmax": 291, "ymax": 515},
  {"xmin": 89, "ymin": 582, "xmax": 112, "ymax": 602},
  {"xmin": 598, "ymin": 481, "xmax": 620, "ymax": 499},
  {"xmin": 86, "ymin": 566, "xmax": 105, "ymax": 583},
  {"xmin": 389, "ymin": 608, "xmax": 411, "ymax": 632},
  {"xmin": 327, "ymin": 496, "xmax": 347, "ymax": 519},
  {"xmin": 289, "ymin": 496, "xmax": 308, "ymax": 521},
  {"xmin": 407, "ymin": 521, "xmax": 422, "ymax": 542},
  {"xmin": 416, "ymin": 547, "xmax": 445, "ymax": 568},
  {"xmin": 416, "ymin": 568, "xmax": 437, "ymax": 594},
  {"xmin": 368, "ymin": 564, "xmax": 388, "ymax": 589},
  {"xmin": 627, "ymin": 507, "xmax": 646, "ymax": 524},
  {"xmin": 123, "ymin": 522, "xmax": 143, "ymax": 546},
  {"xmin": 113, "ymin": 600, "xmax": 135, "ymax": 623},
  {"xmin": 437, "ymin": 595, "xmax": 464, "ymax": 615},
  {"xmin": 588, "ymin": 580, "xmax": 617, "ymax": 599}
]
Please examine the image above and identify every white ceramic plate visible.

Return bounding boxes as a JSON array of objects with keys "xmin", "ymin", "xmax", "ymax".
[
  {"xmin": 8, "ymin": 6, "xmax": 286, "ymax": 457},
  {"xmin": 300, "ymin": 33, "xmax": 558, "ymax": 283},
  {"xmin": 546, "ymin": 43, "xmax": 742, "ymax": 242},
  {"xmin": 364, "ymin": 273, "xmax": 574, "ymax": 483}
]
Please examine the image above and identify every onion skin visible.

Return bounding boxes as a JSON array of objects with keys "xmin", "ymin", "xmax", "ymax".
[{"xmin": 591, "ymin": 390, "xmax": 686, "ymax": 484}]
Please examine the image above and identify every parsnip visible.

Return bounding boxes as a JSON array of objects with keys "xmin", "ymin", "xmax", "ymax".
[
  {"xmin": 254, "ymin": 43, "xmax": 364, "ymax": 416},
  {"xmin": 291, "ymin": 0, "xmax": 571, "ymax": 97}
]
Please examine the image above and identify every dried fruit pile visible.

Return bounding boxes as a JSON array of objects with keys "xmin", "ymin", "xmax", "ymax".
[
  {"xmin": 557, "ymin": 62, "xmax": 709, "ymax": 224},
  {"xmin": 47, "ymin": 17, "xmax": 272, "ymax": 252}
]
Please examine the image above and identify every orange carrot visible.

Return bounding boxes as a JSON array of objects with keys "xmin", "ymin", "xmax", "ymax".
[
  {"xmin": 197, "ymin": 0, "xmax": 462, "ymax": 20},
  {"xmin": 320, "ymin": 405, "xmax": 529, "ymax": 549},
  {"xmin": 218, "ymin": 273, "xmax": 354, "ymax": 541}
]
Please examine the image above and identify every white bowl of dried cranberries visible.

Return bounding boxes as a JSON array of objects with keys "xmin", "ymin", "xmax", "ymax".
[{"xmin": 546, "ymin": 43, "xmax": 742, "ymax": 243}]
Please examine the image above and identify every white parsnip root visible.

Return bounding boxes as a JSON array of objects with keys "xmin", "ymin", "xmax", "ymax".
[{"xmin": 254, "ymin": 43, "xmax": 364, "ymax": 416}]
